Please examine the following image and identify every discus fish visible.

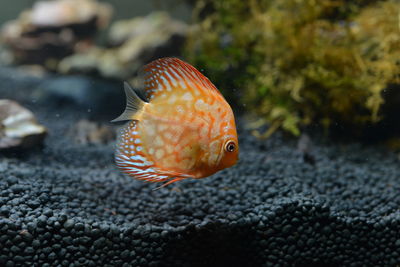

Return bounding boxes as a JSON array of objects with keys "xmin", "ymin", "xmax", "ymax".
[{"xmin": 113, "ymin": 57, "xmax": 238, "ymax": 187}]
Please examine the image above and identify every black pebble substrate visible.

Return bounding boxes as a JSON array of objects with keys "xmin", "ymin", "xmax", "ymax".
[{"xmin": 1, "ymin": 67, "xmax": 400, "ymax": 267}]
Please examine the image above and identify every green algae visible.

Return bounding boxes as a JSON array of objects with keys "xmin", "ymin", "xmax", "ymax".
[{"xmin": 185, "ymin": 0, "xmax": 400, "ymax": 137}]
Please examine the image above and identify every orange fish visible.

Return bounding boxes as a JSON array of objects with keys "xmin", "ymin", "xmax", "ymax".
[{"xmin": 112, "ymin": 57, "xmax": 238, "ymax": 187}]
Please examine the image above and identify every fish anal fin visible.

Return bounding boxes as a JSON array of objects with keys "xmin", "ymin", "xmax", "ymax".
[{"xmin": 111, "ymin": 82, "xmax": 147, "ymax": 122}]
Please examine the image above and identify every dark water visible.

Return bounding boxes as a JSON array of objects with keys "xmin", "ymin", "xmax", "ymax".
[{"xmin": 0, "ymin": 0, "xmax": 191, "ymax": 26}]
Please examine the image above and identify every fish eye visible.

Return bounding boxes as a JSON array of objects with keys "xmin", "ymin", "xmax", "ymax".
[{"xmin": 225, "ymin": 141, "xmax": 236, "ymax": 152}]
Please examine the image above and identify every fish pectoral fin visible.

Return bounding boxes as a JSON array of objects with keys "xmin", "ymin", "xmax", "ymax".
[
  {"xmin": 153, "ymin": 168, "xmax": 193, "ymax": 179},
  {"xmin": 152, "ymin": 177, "xmax": 186, "ymax": 190},
  {"xmin": 151, "ymin": 168, "xmax": 193, "ymax": 190},
  {"xmin": 111, "ymin": 82, "xmax": 147, "ymax": 122}
]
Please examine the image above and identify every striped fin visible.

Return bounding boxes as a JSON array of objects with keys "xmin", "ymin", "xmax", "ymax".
[
  {"xmin": 115, "ymin": 121, "xmax": 169, "ymax": 182},
  {"xmin": 139, "ymin": 57, "xmax": 222, "ymax": 101},
  {"xmin": 115, "ymin": 121, "xmax": 192, "ymax": 185}
]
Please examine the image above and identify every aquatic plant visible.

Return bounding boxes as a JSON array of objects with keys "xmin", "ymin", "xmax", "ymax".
[{"xmin": 185, "ymin": 0, "xmax": 400, "ymax": 136}]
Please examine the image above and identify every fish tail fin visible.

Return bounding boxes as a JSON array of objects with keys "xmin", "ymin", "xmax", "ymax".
[{"xmin": 111, "ymin": 82, "xmax": 147, "ymax": 122}]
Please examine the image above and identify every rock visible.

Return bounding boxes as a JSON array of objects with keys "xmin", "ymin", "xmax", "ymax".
[
  {"xmin": 69, "ymin": 119, "xmax": 115, "ymax": 145},
  {"xmin": 58, "ymin": 12, "xmax": 189, "ymax": 79},
  {"xmin": 0, "ymin": 99, "xmax": 46, "ymax": 150},
  {"xmin": 0, "ymin": 44, "xmax": 13, "ymax": 66},
  {"xmin": 30, "ymin": 0, "xmax": 112, "ymax": 28},
  {"xmin": 107, "ymin": 11, "xmax": 188, "ymax": 46},
  {"xmin": 297, "ymin": 134, "xmax": 315, "ymax": 165},
  {"xmin": 0, "ymin": 0, "xmax": 112, "ymax": 67}
]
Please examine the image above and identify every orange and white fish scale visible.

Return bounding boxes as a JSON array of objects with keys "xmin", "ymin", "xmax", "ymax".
[
  {"xmin": 115, "ymin": 121, "xmax": 169, "ymax": 182},
  {"xmin": 114, "ymin": 57, "xmax": 239, "ymax": 186}
]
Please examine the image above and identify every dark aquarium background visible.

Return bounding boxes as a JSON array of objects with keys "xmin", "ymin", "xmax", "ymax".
[{"xmin": 0, "ymin": 0, "xmax": 400, "ymax": 266}]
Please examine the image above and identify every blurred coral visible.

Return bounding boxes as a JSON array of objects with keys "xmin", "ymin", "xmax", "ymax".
[{"xmin": 186, "ymin": 0, "xmax": 400, "ymax": 137}]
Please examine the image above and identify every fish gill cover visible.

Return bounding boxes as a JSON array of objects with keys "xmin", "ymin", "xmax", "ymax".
[{"xmin": 185, "ymin": 0, "xmax": 400, "ymax": 138}]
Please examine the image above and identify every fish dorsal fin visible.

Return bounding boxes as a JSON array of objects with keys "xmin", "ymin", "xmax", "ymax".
[
  {"xmin": 111, "ymin": 82, "xmax": 147, "ymax": 122},
  {"xmin": 140, "ymin": 57, "xmax": 222, "ymax": 101}
]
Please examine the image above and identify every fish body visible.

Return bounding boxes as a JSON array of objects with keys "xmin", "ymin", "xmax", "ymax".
[{"xmin": 113, "ymin": 57, "xmax": 238, "ymax": 186}]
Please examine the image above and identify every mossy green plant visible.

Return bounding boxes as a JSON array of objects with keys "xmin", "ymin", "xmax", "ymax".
[{"xmin": 185, "ymin": 0, "xmax": 400, "ymax": 137}]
